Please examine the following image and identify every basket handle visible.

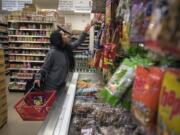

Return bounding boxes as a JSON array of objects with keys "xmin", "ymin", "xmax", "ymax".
[{"xmin": 23, "ymin": 83, "xmax": 36, "ymax": 105}]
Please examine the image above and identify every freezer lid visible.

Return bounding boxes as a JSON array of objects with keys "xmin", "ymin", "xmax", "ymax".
[
  {"xmin": 37, "ymin": 72, "xmax": 78, "ymax": 135},
  {"xmin": 53, "ymin": 73, "xmax": 78, "ymax": 135}
]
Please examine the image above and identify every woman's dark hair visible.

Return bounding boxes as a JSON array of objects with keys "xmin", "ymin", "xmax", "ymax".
[{"xmin": 50, "ymin": 30, "xmax": 75, "ymax": 70}]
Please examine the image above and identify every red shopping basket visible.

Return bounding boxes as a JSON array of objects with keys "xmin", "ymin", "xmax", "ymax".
[{"xmin": 15, "ymin": 90, "xmax": 56, "ymax": 121}]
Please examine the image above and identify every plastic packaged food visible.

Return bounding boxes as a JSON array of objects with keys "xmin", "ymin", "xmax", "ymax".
[
  {"xmin": 157, "ymin": 70, "xmax": 180, "ymax": 135},
  {"xmin": 145, "ymin": 0, "xmax": 180, "ymax": 58},
  {"xmin": 130, "ymin": 0, "xmax": 153, "ymax": 43},
  {"xmin": 100, "ymin": 56, "xmax": 154, "ymax": 106},
  {"xmin": 131, "ymin": 66, "xmax": 164, "ymax": 133},
  {"xmin": 106, "ymin": 63, "xmax": 134, "ymax": 97}
]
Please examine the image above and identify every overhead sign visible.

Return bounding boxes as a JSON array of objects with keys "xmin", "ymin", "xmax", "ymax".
[
  {"xmin": 58, "ymin": 0, "xmax": 73, "ymax": 11},
  {"xmin": 73, "ymin": 0, "xmax": 91, "ymax": 12},
  {"xmin": 2, "ymin": 0, "xmax": 32, "ymax": 11}
]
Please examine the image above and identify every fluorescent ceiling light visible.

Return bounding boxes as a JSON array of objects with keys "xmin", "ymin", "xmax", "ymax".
[{"xmin": 74, "ymin": 10, "xmax": 91, "ymax": 13}]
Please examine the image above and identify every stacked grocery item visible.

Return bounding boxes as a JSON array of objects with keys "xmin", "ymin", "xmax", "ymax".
[
  {"xmin": 7, "ymin": 12, "xmax": 54, "ymax": 92},
  {"xmin": 0, "ymin": 15, "xmax": 9, "ymax": 74},
  {"xmin": 68, "ymin": 73, "xmax": 145, "ymax": 135},
  {"xmin": 89, "ymin": 0, "xmax": 180, "ymax": 134},
  {"xmin": 0, "ymin": 48, "xmax": 7, "ymax": 128},
  {"xmin": 69, "ymin": 103, "xmax": 145, "ymax": 135}
]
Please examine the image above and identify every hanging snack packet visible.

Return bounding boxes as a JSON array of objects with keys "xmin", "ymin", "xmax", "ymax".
[
  {"xmin": 100, "ymin": 57, "xmax": 153, "ymax": 106},
  {"xmin": 130, "ymin": 0, "xmax": 153, "ymax": 43},
  {"xmin": 157, "ymin": 70, "xmax": 180, "ymax": 135},
  {"xmin": 131, "ymin": 66, "xmax": 164, "ymax": 133},
  {"xmin": 106, "ymin": 59, "xmax": 135, "ymax": 97},
  {"xmin": 145, "ymin": 0, "xmax": 180, "ymax": 58}
]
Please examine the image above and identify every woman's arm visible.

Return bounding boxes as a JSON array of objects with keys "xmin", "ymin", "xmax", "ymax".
[
  {"xmin": 70, "ymin": 24, "xmax": 91, "ymax": 49},
  {"xmin": 70, "ymin": 32, "xmax": 88, "ymax": 49}
]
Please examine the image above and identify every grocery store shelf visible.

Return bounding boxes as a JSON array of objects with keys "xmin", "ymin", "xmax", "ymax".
[
  {"xmin": 8, "ymin": 88, "xmax": 25, "ymax": 92},
  {"xmin": 0, "ymin": 23, "xmax": 7, "ymax": 26},
  {"xmin": 8, "ymin": 20, "xmax": 54, "ymax": 24},
  {"xmin": 73, "ymin": 50, "xmax": 84, "ymax": 53},
  {"xmin": 0, "ymin": 31, "xmax": 8, "ymax": 34},
  {"xmin": 9, "ymin": 82, "xmax": 26, "ymax": 85},
  {"xmin": 8, "ymin": 68, "xmax": 40, "ymax": 71},
  {"xmin": 10, "ymin": 76, "xmax": 32, "ymax": 80},
  {"xmin": 8, "ymin": 28, "xmax": 52, "ymax": 31},
  {"xmin": 0, "ymin": 41, "xmax": 8, "ymax": 44},
  {"xmin": 9, "ymin": 53, "xmax": 46, "ymax": 56},
  {"xmin": 9, "ymin": 60, "xmax": 44, "ymax": 63},
  {"xmin": 9, "ymin": 41, "xmax": 50, "ymax": 44},
  {"xmin": 76, "ymin": 46, "xmax": 89, "ymax": 50},
  {"xmin": 0, "ymin": 36, "xmax": 8, "ymax": 38},
  {"xmin": 8, "ymin": 35, "xmax": 50, "ymax": 38},
  {"xmin": 8, "ymin": 47, "xmax": 50, "ymax": 50}
]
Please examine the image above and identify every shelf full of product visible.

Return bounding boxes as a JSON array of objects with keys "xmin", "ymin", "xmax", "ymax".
[
  {"xmin": 38, "ymin": 0, "xmax": 180, "ymax": 135},
  {"xmin": 0, "ymin": 47, "xmax": 7, "ymax": 129},
  {"xmin": 8, "ymin": 13, "xmax": 54, "ymax": 92},
  {"xmin": 0, "ymin": 20, "xmax": 9, "ymax": 74},
  {"xmin": 37, "ymin": 72, "xmax": 146, "ymax": 135}
]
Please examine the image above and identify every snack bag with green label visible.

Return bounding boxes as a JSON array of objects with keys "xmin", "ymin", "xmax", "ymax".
[{"xmin": 106, "ymin": 62, "xmax": 135, "ymax": 97}]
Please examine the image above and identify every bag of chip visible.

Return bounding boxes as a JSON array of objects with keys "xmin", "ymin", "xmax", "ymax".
[
  {"xmin": 157, "ymin": 70, "xmax": 180, "ymax": 135},
  {"xmin": 131, "ymin": 66, "xmax": 164, "ymax": 134},
  {"xmin": 130, "ymin": 0, "xmax": 153, "ymax": 43}
]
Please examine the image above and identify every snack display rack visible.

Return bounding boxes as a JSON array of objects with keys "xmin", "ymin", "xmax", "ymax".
[
  {"xmin": 37, "ymin": 0, "xmax": 179, "ymax": 135},
  {"xmin": 7, "ymin": 14, "xmax": 55, "ymax": 92},
  {"xmin": 0, "ymin": 47, "xmax": 7, "ymax": 129},
  {"xmin": 0, "ymin": 22, "xmax": 9, "ymax": 74}
]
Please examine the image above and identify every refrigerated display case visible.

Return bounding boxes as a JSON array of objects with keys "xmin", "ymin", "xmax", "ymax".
[
  {"xmin": 37, "ymin": 72, "xmax": 102, "ymax": 135},
  {"xmin": 37, "ymin": 72, "xmax": 144, "ymax": 135}
]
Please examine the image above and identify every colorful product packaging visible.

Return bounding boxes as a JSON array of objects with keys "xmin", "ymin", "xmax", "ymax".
[
  {"xmin": 157, "ymin": 70, "xmax": 180, "ymax": 135},
  {"xmin": 105, "ymin": 0, "xmax": 112, "ymax": 25},
  {"xmin": 131, "ymin": 66, "xmax": 164, "ymax": 133},
  {"xmin": 107, "ymin": 61, "xmax": 134, "ymax": 97},
  {"xmin": 130, "ymin": 0, "xmax": 153, "ymax": 43},
  {"xmin": 102, "ymin": 43, "xmax": 116, "ymax": 70},
  {"xmin": 145, "ymin": 0, "xmax": 180, "ymax": 58}
]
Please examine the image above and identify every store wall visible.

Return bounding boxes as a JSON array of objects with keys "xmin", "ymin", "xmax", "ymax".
[{"xmin": 65, "ymin": 14, "xmax": 90, "ymax": 31}]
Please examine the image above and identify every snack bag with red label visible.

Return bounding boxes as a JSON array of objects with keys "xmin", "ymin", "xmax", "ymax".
[
  {"xmin": 157, "ymin": 70, "xmax": 180, "ymax": 135},
  {"xmin": 131, "ymin": 66, "xmax": 164, "ymax": 133}
]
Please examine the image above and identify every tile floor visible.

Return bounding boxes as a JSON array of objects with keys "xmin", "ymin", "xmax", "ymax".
[{"xmin": 0, "ymin": 77, "xmax": 42, "ymax": 135}]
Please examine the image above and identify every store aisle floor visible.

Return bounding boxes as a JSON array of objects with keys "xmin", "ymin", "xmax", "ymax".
[{"xmin": 0, "ymin": 77, "xmax": 42, "ymax": 135}]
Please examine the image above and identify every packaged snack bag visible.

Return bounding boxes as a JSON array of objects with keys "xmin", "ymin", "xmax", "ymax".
[
  {"xmin": 107, "ymin": 60, "xmax": 135, "ymax": 97},
  {"xmin": 102, "ymin": 43, "xmax": 117, "ymax": 70},
  {"xmin": 157, "ymin": 70, "xmax": 180, "ymax": 135},
  {"xmin": 93, "ymin": 50, "xmax": 102, "ymax": 68},
  {"xmin": 131, "ymin": 66, "xmax": 164, "ymax": 133},
  {"xmin": 145, "ymin": 0, "xmax": 180, "ymax": 58},
  {"xmin": 105, "ymin": 0, "xmax": 117, "ymax": 25},
  {"xmin": 106, "ymin": 0, "xmax": 112, "ymax": 24},
  {"xmin": 130, "ymin": 0, "xmax": 153, "ymax": 43},
  {"xmin": 100, "ymin": 57, "xmax": 153, "ymax": 107}
]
